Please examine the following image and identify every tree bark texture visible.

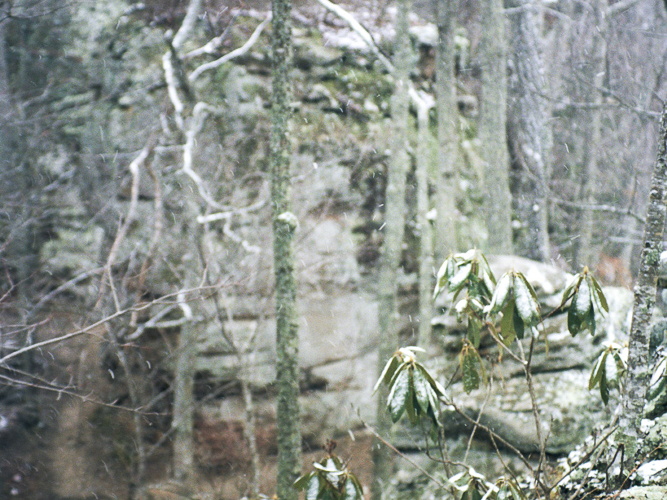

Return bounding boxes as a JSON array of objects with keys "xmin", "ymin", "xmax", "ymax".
[
  {"xmin": 508, "ymin": 0, "xmax": 551, "ymax": 262},
  {"xmin": 372, "ymin": 0, "xmax": 412, "ymax": 496},
  {"xmin": 619, "ymin": 102, "xmax": 667, "ymax": 453},
  {"xmin": 573, "ymin": 0, "xmax": 606, "ymax": 269},
  {"xmin": 270, "ymin": 0, "xmax": 302, "ymax": 497},
  {"xmin": 478, "ymin": 0, "xmax": 514, "ymax": 255},
  {"xmin": 417, "ymin": 100, "xmax": 434, "ymax": 347},
  {"xmin": 434, "ymin": 0, "xmax": 459, "ymax": 261},
  {"xmin": 171, "ymin": 311, "xmax": 197, "ymax": 486}
]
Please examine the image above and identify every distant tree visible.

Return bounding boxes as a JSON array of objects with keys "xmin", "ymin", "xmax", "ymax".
[
  {"xmin": 572, "ymin": 0, "xmax": 605, "ymax": 269},
  {"xmin": 434, "ymin": 0, "xmax": 460, "ymax": 261},
  {"xmin": 507, "ymin": 0, "xmax": 551, "ymax": 262},
  {"xmin": 270, "ymin": 0, "xmax": 302, "ymax": 497},
  {"xmin": 164, "ymin": 0, "xmax": 203, "ymax": 488},
  {"xmin": 372, "ymin": 0, "xmax": 413, "ymax": 496},
  {"xmin": 478, "ymin": 0, "xmax": 513, "ymax": 255},
  {"xmin": 416, "ymin": 95, "xmax": 435, "ymax": 347}
]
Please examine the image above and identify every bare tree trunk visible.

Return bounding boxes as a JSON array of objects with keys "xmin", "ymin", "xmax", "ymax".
[
  {"xmin": 270, "ymin": 0, "xmax": 301, "ymax": 497},
  {"xmin": 478, "ymin": 0, "xmax": 513, "ymax": 254},
  {"xmin": 508, "ymin": 0, "xmax": 551, "ymax": 262},
  {"xmin": 171, "ymin": 293, "xmax": 197, "ymax": 487},
  {"xmin": 618, "ymin": 102, "xmax": 667, "ymax": 459},
  {"xmin": 417, "ymin": 99, "xmax": 435, "ymax": 347},
  {"xmin": 574, "ymin": 0, "xmax": 606, "ymax": 269},
  {"xmin": 434, "ymin": 0, "xmax": 459, "ymax": 261},
  {"xmin": 106, "ymin": 325, "xmax": 148, "ymax": 499},
  {"xmin": 163, "ymin": 0, "xmax": 203, "ymax": 488},
  {"xmin": 372, "ymin": 0, "xmax": 412, "ymax": 496},
  {"xmin": 241, "ymin": 375, "xmax": 261, "ymax": 498}
]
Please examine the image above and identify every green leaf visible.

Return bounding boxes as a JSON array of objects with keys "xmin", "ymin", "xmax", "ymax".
[
  {"xmin": 573, "ymin": 276, "xmax": 592, "ymax": 316},
  {"xmin": 586, "ymin": 307, "xmax": 596, "ymax": 336},
  {"xmin": 589, "ymin": 274, "xmax": 609, "ymax": 312},
  {"xmin": 437, "ymin": 255, "xmax": 457, "ymax": 282},
  {"xmin": 589, "ymin": 351, "xmax": 609, "ymax": 390},
  {"xmin": 416, "ymin": 362, "xmax": 447, "ymax": 398},
  {"xmin": 513, "ymin": 303, "xmax": 525, "ymax": 340},
  {"xmin": 405, "ymin": 370, "xmax": 418, "ymax": 424},
  {"xmin": 434, "ymin": 256, "xmax": 457, "ymax": 298},
  {"xmin": 513, "ymin": 273, "xmax": 540, "ymax": 326},
  {"xmin": 478, "ymin": 252, "xmax": 497, "ymax": 284},
  {"xmin": 374, "ymin": 355, "xmax": 399, "ymax": 393},
  {"xmin": 568, "ymin": 304, "xmax": 583, "ymax": 336},
  {"xmin": 489, "ymin": 272, "xmax": 513, "ymax": 316},
  {"xmin": 561, "ymin": 274, "xmax": 582, "ymax": 306},
  {"xmin": 306, "ymin": 474, "xmax": 320, "ymax": 500},
  {"xmin": 344, "ymin": 478, "xmax": 357, "ymax": 499},
  {"xmin": 387, "ymin": 366, "xmax": 410, "ymax": 423},
  {"xmin": 449, "ymin": 263, "xmax": 473, "ymax": 293},
  {"xmin": 467, "ymin": 316, "xmax": 483, "ymax": 349},
  {"xmin": 294, "ymin": 472, "xmax": 314, "ymax": 490},
  {"xmin": 499, "ymin": 299, "xmax": 517, "ymax": 346},
  {"xmin": 599, "ymin": 364, "xmax": 609, "ymax": 404},
  {"xmin": 496, "ymin": 480, "xmax": 526, "ymax": 500},
  {"xmin": 461, "ymin": 348, "xmax": 481, "ymax": 393},
  {"xmin": 612, "ymin": 349, "xmax": 627, "ymax": 374},
  {"xmin": 413, "ymin": 367, "xmax": 431, "ymax": 414},
  {"xmin": 349, "ymin": 474, "xmax": 364, "ymax": 499}
]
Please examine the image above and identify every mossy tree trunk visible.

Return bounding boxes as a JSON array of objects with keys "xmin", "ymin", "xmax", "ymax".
[
  {"xmin": 618, "ymin": 102, "xmax": 667, "ymax": 459},
  {"xmin": 508, "ymin": 0, "xmax": 551, "ymax": 262},
  {"xmin": 434, "ymin": 0, "xmax": 460, "ymax": 261},
  {"xmin": 372, "ymin": 0, "xmax": 413, "ymax": 497},
  {"xmin": 270, "ymin": 0, "xmax": 302, "ymax": 498},
  {"xmin": 478, "ymin": 0, "xmax": 513, "ymax": 255}
]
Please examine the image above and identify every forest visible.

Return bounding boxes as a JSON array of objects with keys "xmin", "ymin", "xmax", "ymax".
[{"xmin": 1, "ymin": 0, "xmax": 667, "ymax": 498}]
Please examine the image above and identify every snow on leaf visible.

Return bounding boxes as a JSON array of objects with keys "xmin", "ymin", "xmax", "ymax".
[
  {"xmin": 513, "ymin": 273, "xmax": 540, "ymax": 326},
  {"xmin": 574, "ymin": 276, "xmax": 592, "ymax": 317},
  {"xmin": 449, "ymin": 263, "xmax": 473, "ymax": 292},
  {"xmin": 306, "ymin": 474, "xmax": 320, "ymax": 500},
  {"xmin": 387, "ymin": 366, "xmax": 410, "ymax": 423},
  {"xmin": 374, "ymin": 354, "xmax": 399, "ymax": 393},
  {"xmin": 489, "ymin": 272, "xmax": 513, "ymax": 316}
]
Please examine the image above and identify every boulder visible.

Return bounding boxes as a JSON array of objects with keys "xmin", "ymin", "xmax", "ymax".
[{"xmin": 619, "ymin": 486, "xmax": 667, "ymax": 499}]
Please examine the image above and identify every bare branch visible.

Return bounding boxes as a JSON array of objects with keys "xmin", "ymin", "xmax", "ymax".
[
  {"xmin": 552, "ymin": 198, "xmax": 646, "ymax": 223},
  {"xmin": 313, "ymin": 0, "xmax": 427, "ymax": 110},
  {"xmin": 181, "ymin": 102, "xmax": 227, "ymax": 209},
  {"xmin": 189, "ymin": 14, "xmax": 271, "ymax": 82},
  {"xmin": 0, "ymin": 286, "xmax": 220, "ymax": 366},
  {"xmin": 183, "ymin": 11, "xmax": 238, "ymax": 60},
  {"xmin": 27, "ymin": 267, "xmax": 104, "ymax": 319},
  {"xmin": 314, "ymin": 0, "xmax": 392, "ymax": 70},
  {"xmin": 172, "ymin": 0, "xmax": 203, "ymax": 51},
  {"xmin": 607, "ymin": 0, "xmax": 640, "ymax": 17},
  {"xmin": 97, "ymin": 137, "xmax": 156, "ymax": 309}
]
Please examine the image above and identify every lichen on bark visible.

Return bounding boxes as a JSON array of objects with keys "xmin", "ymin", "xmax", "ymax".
[
  {"xmin": 270, "ymin": 0, "xmax": 302, "ymax": 498},
  {"xmin": 618, "ymin": 102, "xmax": 667, "ymax": 461}
]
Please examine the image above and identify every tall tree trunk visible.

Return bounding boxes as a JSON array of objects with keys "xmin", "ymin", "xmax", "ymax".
[
  {"xmin": 508, "ymin": 0, "xmax": 551, "ymax": 262},
  {"xmin": 171, "ymin": 293, "xmax": 197, "ymax": 487},
  {"xmin": 574, "ymin": 0, "xmax": 606, "ymax": 269},
  {"xmin": 417, "ymin": 99, "xmax": 435, "ymax": 347},
  {"xmin": 164, "ymin": 0, "xmax": 203, "ymax": 488},
  {"xmin": 478, "ymin": 0, "xmax": 513, "ymax": 255},
  {"xmin": 270, "ymin": 0, "xmax": 301, "ymax": 498},
  {"xmin": 618, "ymin": 102, "xmax": 667, "ymax": 459},
  {"xmin": 372, "ymin": 0, "xmax": 413, "ymax": 497},
  {"xmin": 434, "ymin": 0, "xmax": 459, "ymax": 261}
]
